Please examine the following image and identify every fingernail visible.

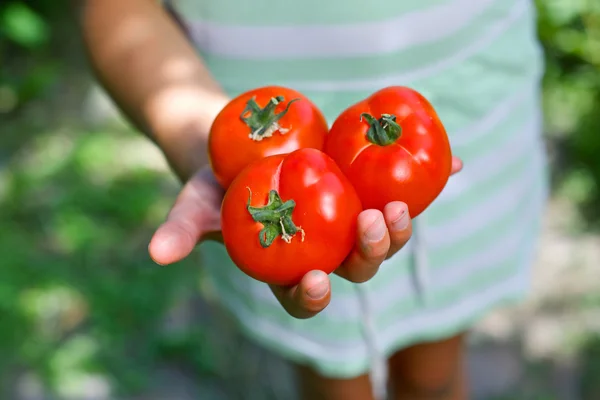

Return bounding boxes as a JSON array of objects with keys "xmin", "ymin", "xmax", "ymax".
[
  {"xmin": 307, "ymin": 281, "xmax": 328, "ymax": 300},
  {"xmin": 365, "ymin": 218, "xmax": 386, "ymax": 242},
  {"xmin": 391, "ymin": 210, "xmax": 409, "ymax": 231}
]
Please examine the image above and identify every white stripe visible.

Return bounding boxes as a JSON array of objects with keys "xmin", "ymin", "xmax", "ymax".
[
  {"xmin": 188, "ymin": 0, "xmax": 497, "ymax": 58},
  {"xmin": 442, "ymin": 110, "xmax": 542, "ymax": 202},
  {"xmin": 429, "ymin": 195, "xmax": 541, "ymax": 293},
  {"xmin": 220, "ymin": 262, "xmax": 527, "ymax": 361},
  {"xmin": 369, "ymin": 168, "xmax": 542, "ymax": 316},
  {"xmin": 218, "ymin": 288, "xmax": 369, "ymax": 356},
  {"xmin": 430, "ymin": 148, "xmax": 543, "ymax": 248},
  {"xmin": 379, "ymin": 266, "xmax": 528, "ymax": 350},
  {"xmin": 215, "ymin": 168, "xmax": 542, "ymax": 344},
  {"xmin": 220, "ymin": 257, "xmax": 364, "ymax": 319},
  {"xmin": 449, "ymin": 83, "xmax": 539, "ymax": 148},
  {"xmin": 212, "ymin": 110, "xmax": 542, "ymax": 310},
  {"xmin": 215, "ymin": 0, "xmax": 530, "ymax": 91}
]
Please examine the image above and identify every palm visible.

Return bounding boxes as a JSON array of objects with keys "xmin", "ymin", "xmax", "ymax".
[
  {"xmin": 149, "ymin": 156, "xmax": 463, "ymax": 318},
  {"xmin": 183, "ymin": 166, "xmax": 224, "ymax": 240}
]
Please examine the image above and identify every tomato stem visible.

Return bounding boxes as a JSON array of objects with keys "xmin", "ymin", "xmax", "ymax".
[
  {"xmin": 246, "ymin": 188, "xmax": 305, "ymax": 248},
  {"xmin": 361, "ymin": 113, "xmax": 402, "ymax": 146},
  {"xmin": 240, "ymin": 96, "xmax": 299, "ymax": 141}
]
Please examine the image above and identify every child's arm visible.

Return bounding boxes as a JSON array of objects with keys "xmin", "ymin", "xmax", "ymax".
[
  {"xmin": 79, "ymin": 0, "xmax": 451, "ymax": 319},
  {"xmin": 79, "ymin": 0, "xmax": 229, "ymax": 181}
]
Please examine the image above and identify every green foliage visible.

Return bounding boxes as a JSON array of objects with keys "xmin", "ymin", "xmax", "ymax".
[
  {"xmin": 0, "ymin": 1, "xmax": 63, "ymax": 113},
  {"xmin": 579, "ymin": 334, "xmax": 600, "ymax": 399},
  {"xmin": 0, "ymin": 2, "xmax": 49, "ymax": 48},
  {"xmin": 0, "ymin": 0, "xmax": 599, "ymax": 398},
  {"xmin": 0, "ymin": 129, "xmax": 214, "ymax": 398},
  {"xmin": 536, "ymin": 0, "xmax": 600, "ymax": 226}
]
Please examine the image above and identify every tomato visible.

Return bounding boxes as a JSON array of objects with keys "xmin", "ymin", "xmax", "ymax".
[
  {"xmin": 221, "ymin": 148, "xmax": 362, "ymax": 286},
  {"xmin": 324, "ymin": 86, "xmax": 453, "ymax": 218},
  {"xmin": 209, "ymin": 85, "xmax": 329, "ymax": 189}
]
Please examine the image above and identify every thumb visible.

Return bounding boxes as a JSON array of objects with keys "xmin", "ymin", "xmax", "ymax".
[
  {"xmin": 149, "ymin": 218, "xmax": 201, "ymax": 265},
  {"xmin": 149, "ymin": 172, "xmax": 221, "ymax": 265}
]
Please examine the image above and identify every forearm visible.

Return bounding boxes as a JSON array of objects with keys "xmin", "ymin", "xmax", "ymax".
[{"xmin": 79, "ymin": 0, "xmax": 229, "ymax": 181}]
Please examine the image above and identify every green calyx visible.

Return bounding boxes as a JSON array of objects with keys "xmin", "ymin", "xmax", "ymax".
[
  {"xmin": 240, "ymin": 96, "xmax": 300, "ymax": 141},
  {"xmin": 246, "ymin": 188, "xmax": 305, "ymax": 248},
  {"xmin": 360, "ymin": 112, "xmax": 402, "ymax": 146}
]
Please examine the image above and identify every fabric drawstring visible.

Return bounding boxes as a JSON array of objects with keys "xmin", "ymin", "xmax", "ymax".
[
  {"xmin": 411, "ymin": 216, "xmax": 430, "ymax": 304},
  {"xmin": 355, "ymin": 283, "xmax": 388, "ymax": 400},
  {"xmin": 358, "ymin": 215, "xmax": 430, "ymax": 399}
]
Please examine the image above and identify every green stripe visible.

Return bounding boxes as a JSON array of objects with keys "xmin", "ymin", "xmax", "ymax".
[
  {"xmin": 378, "ymin": 293, "xmax": 525, "ymax": 375},
  {"xmin": 221, "ymin": 73, "xmax": 537, "ymax": 131},
  {"xmin": 427, "ymin": 112, "xmax": 538, "ymax": 225},
  {"xmin": 449, "ymin": 93, "xmax": 537, "ymax": 158},
  {"xmin": 206, "ymin": 0, "xmax": 523, "ymax": 85},
  {"xmin": 371, "ymin": 173, "xmax": 544, "ymax": 291},
  {"xmin": 201, "ymin": 208, "xmax": 539, "ymax": 341},
  {"xmin": 234, "ymin": 319, "xmax": 368, "ymax": 377},
  {"xmin": 430, "ymin": 148, "xmax": 537, "ymax": 227},
  {"xmin": 200, "ymin": 243, "xmax": 363, "ymax": 335},
  {"xmin": 231, "ymin": 235, "xmax": 528, "ymax": 347},
  {"xmin": 202, "ymin": 98, "xmax": 544, "ymax": 328},
  {"xmin": 375, "ymin": 212, "xmax": 541, "ymax": 332},
  {"xmin": 175, "ymin": 0, "xmax": 447, "ymax": 26},
  {"xmin": 429, "ymin": 179, "xmax": 543, "ymax": 269},
  {"xmin": 375, "ymin": 240, "xmax": 527, "ymax": 332},
  {"xmin": 363, "ymin": 95, "xmax": 538, "ymax": 286},
  {"xmin": 216, "ymin": 30, "xmax": 542, "ymax": 129},
  {"xmin": 242, "ymin": 278, "xmax": 526, "ymax": 379},
  {"xmin": 420, "ymin": 69, "xmax": 542, "ymax": 134}
]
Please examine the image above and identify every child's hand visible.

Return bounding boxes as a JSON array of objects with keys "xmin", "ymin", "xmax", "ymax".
[{"xmin": 148, "ymin": 157, "xmax": 462, "ymax": 319}]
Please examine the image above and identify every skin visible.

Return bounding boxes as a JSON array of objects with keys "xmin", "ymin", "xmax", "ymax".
[
  {"xmin": 209, "ymin": 86, "xmax": 329, "ymax": 189},
  {"xmin": 300, "ymin": 333, "xmax": 467, "ymax": 400},
  {"xmin": 388, "ymin": 333, "xmax": 467, "ymax": 400},
  {"xmin": 79, "ymin": 0, "xmax": 466, "ymax": 396}
]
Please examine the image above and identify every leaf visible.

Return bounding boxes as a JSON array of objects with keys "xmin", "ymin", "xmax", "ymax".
[
  {"xmin": 17, "ymin": 61, "xmax": 60, "ymax": 103},
  {"xmin": 1, "ymin": 2, "xmax": 49, "ymax": 48}
]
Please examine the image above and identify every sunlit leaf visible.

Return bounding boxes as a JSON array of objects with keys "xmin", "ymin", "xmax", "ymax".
[{"xmin": 0, "ymin": 2, "xmax": 49, "ymax": 48}]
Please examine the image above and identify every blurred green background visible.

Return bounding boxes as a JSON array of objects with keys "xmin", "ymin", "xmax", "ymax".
[{"xmin": 1, "ymin": 1, "xmax": 599, "ymax": 399}]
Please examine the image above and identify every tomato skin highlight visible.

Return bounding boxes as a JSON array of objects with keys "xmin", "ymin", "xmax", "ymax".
[
  {"xmin": 209, "ymin": 86, "xmax": 329, "ymax": 189},
  {"xmin": 221, "ymin": 148, "xmax": 362, "ymax": 286},
  {"xmin": 324, "ymin": 86, "xmax": 453, "ymax": 218}
]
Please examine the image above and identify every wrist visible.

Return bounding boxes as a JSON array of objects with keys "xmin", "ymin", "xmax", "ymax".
[
  {"xmin": 160, "ymin": 128, "xmax": 209, "ymax": 183},
  {"xmin": 145, "ymin": 89, "xmax": 230, "ymax": 182}
]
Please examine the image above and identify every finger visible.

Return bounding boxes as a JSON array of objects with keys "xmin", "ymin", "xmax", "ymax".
[
  {"xmin": 269, "ymin": 270, "xmax": 331, "ymax": 319},
  {"xmin": 451, "ymin": 156, "xmax": 463, "ymax": 175},
  {"xmin": 148, "ymin": 176, "xmax": 217, "ymax": 265},
  {"xmin": 335, "ymin": 209, "xmax": 390, "ymax": 283},
  {"xmin": 383, "ymin": 201, "xmax": 412, "ymax": 258}
]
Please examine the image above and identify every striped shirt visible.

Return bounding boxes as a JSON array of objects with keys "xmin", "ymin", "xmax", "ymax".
[{"xmin": 167, "ymin": 0, "xmax": 548, "ymax": 388}]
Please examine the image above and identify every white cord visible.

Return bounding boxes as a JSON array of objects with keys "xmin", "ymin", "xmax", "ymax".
[
  {"xmin": 411, "ymin": 216, "xmax": 430, "ymax": 305},
  {"xmin": 355, "ymin": 284, "xmax": 388, "ymax": 400}
]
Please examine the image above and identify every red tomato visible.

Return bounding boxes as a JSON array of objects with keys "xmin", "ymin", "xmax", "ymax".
[
  {"xmin": 221, "ymin": 148, "xmax": 362, "ymax": 286},
  {"xmin": 209, "ymin": 86, "xmax": 329, "ymax": 189},
  {"xmin": 324, "ymin": 86, "xmax": 453, "ymax": 218}
]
